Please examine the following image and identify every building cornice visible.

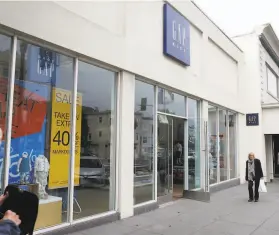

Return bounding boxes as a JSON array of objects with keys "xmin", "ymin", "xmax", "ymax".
[
  {"xmin": 259, "ymin": 34, "xmax": 279, "ymax": 68},
  {"xmin": 262, "ymin": 103, "xmax": 279, "ymax": 109}
]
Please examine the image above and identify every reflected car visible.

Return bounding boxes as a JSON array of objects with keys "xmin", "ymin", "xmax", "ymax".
[{"xmin": 79, "ymin": 156, "xmax": 106, "ymax": 186}]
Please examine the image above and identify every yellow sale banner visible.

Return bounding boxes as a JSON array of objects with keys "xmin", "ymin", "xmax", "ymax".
[{"xmin": 49, "ymin": 87, "xmax": 82, "ymax": 189}]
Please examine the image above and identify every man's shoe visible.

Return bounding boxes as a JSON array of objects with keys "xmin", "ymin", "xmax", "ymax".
[
  {"xmin": 254, "ymin": 199, "xmax": 258, "ymax": 202},
  {"xmin": 248, "ymin": 199, "xmax": 253, "ymax": 202}
]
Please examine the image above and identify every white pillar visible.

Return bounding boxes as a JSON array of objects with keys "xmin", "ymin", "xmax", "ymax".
[{"xmin": 117, "ymin": 71, "xmax": 135, "ymax": 219}]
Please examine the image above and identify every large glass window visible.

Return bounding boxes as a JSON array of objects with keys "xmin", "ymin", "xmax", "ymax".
[
  {"xmin": 134, "ymin": 80, "xmax": 154, "ymax": 204},
  {"xmin": 10, "ymin": 41, "xmax": 74, "ymax": 229},
  {"xmin": 219, "ymin": 110, "xmax": 227, "ymax": 182},
  {"xmin": 0, "ymin": 34, "xmax": 12, "ymax": 190},
  {"xmin": 158, "ymin": 88, "xmax": 186, "ymax": 117},
  {"xmin": 187, "ymin": 98, "xmax": 200, "ymax": 189},
  {"xmin": 208, "ymin": 105, "xmax": 217, "ymax": 185},
  {"xmin": 267, "ymin": 66, "xmax": 278, "ymax": 97},
  {"xmin": 229, "ymin": 112, "xmax": 236, "ymax": 179},
  {"xmin": 75, "ymin": 61, "xmax": 116, "ymax": 219}
]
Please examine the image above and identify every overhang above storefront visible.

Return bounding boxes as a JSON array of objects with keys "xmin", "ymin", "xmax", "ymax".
[{"xmin": 258, "ymin": 24, "xmax": 279, "ymax": 67}]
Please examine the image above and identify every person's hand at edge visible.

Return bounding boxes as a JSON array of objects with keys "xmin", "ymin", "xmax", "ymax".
[
  {"xmin": 2, "ymin": 210, "xmax": 21, "ymax": 226},
  {"xmin": 0, "ymin": 193, "xmax": 8, "ymax": 206}
]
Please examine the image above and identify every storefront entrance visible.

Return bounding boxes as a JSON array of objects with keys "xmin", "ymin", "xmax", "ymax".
[{"xmin": 157, "ymin": 114, "xmax": 186, "ymax": 201}]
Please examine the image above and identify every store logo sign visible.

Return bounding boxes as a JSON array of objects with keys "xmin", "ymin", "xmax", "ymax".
[
  {"xmin": 246, "ymin": 113, "xmax": 259, "ymax": 126},
  {"xmin": 163, "ymin": 3, "xmax": 190, "ymax": 66}
]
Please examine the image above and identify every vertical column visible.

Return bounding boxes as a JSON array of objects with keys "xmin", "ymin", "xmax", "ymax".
[
  {"xmin": 261, "ymin": 134, "xmax": 267, "ymax": 182},
  {"xmin": 117, "ymin": 71, "xmax": 135, "ymax": 219},
  {"xmin": 264, "ymin": 135, "xmax": 273, "ymax": 182}
]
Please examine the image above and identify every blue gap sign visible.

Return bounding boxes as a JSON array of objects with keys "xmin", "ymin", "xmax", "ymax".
[{"xmin": 163, "ymin": 3, "xmax": 190, "ymax": 66}]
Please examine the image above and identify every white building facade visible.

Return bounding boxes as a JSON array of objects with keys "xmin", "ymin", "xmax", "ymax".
[
  {"xmin": 234, "ymin": 24, "xmax": 279, "ymax": 184},
  {"xmin": 0, "ymin": 1, "xmax": 253, "ymax": 234}
]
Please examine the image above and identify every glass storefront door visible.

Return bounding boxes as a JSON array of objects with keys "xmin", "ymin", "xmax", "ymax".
[
  {"xmin": 157, "ymin": 114, "xmax": 186, "ymax": 199},
  {"xmin": 157, "ymin": 114, "xmax": 173, "ymax": 197}
]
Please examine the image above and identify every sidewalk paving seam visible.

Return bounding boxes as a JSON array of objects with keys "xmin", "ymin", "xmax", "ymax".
[{"xmin": 249, "ymin": 209, "xmax": 279, "ymax": 235}]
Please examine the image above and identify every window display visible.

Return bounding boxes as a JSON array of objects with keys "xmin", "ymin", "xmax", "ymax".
[
  {"xmin": 8, "ymin": 40, "xmax": 74, "ymax": 229},
  {"xmin": 208, "ymin": 105, "xmax": 217, "ymax": 184},
  {"xmin": 219, "ymin": 110, "xmax": 227, "ymax": 182},
  {"xmin": 134, "ymin": 80, "xmax": 154, "ymax": 204}
]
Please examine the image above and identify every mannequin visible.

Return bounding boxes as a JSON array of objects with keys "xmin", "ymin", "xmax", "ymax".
[
  {"xmin": 17, "ymin": 152, "xmax": 31, "ymax": 184},
  {"xmin": 34, "ymin": 155, "xmax": 50, "ymax": 199}
]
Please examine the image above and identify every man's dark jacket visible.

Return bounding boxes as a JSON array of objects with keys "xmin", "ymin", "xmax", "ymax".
[
  {"xmin": 245, "ymin": 158, "xmax": 264, "ymax": 181},
  {"xmin": 0, "ymin": 219, "xmax": 20, "ymax": 235}
]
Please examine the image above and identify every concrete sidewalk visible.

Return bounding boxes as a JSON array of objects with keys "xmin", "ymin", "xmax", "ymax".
[{"xmin": 68, "ymin": 181, "xmax": 279, "ymax": 235}]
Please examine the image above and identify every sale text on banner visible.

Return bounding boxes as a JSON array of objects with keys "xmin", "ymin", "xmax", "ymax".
[{"xmin": 49, "ymin": 87, "xmax": 82, "ymax": 189}]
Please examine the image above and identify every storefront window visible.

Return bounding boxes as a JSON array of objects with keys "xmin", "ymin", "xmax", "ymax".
[
  {"xmin": 10, "ymin": 40, "xmax": 74, "ymax": 229},
  {"xmin": 219, "ymin": 110, "xmax": 227, "ymax": 182},
  {"xmin": 134, "ymin": 80, "xmax": 154, "ymax": 204},
  {"xmin": 208, "ymin": 105, "xmax": 217, "ymax": 184},
  {"xmin": 75, "ymin": 61, "xmax": 116, "ymax": 219},
  {"xmin": 0, "ymin": 34, "xmax": 12, "ymax": 190},
  {"xmin": 158, "ymin": 88, "xmax": 186, "ymax": 117},
  {"xmin": 229, "ymin": 112, "xmax": 236, "ymax": 179},
  {"xmin": 188, "ymin": 98, "xmax": 200, "ymax": 189}
]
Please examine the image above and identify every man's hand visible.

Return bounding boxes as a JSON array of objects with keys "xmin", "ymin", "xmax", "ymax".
[
  {"xmin": 3, "ymin": 210, "xmax": 21, "ymax": 226},
  {"xmin": 0, "ymin": 193, "xmax": 8, "ymax": 206}
]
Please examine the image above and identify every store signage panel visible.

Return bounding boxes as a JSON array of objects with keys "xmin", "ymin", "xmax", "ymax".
[
  {"xmin": 163, "ymin": 3, "xmax": 190, "ymax": 66},
  {"xmin": 246, "ymin": 113, "xmax": 259, "ymax": 126}
]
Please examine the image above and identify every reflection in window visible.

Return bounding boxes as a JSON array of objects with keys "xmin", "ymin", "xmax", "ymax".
[
  {"xmin": 134, "ymin": 80, "xmax": 154, "ymax": 205},
  {"xmin": 208, "ymin": 105, "xmax": 217, "ymax": 184},
  {"xmin": 0, "ymin": 34, "xmax": 11, "ymax": 190},
  {"xmin": 76, "ymin": 61, "xmax": 116, "ymax": 219},
  {"xmin": 188, "ymin": 98, "xmax": 200, "ymax": 189},
  {"xmin": 158, "ymin": 88, "xmax": 186, "ymax": 117},
  {"xmin": 219, "ymin": 110, "xmax": 227, "ymax": 182},
  {"xmin": 11, "ymin": 40, "xmax": 74, "ymax": 229},
  {"xmin": 229, "ymin": 112, "xmax": 236, "ymax": 179}
]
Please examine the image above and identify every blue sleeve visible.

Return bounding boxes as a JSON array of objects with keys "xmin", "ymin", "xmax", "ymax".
[{"xmin": 0, "ymin": 220, "xmax": 21, "ymax": 235}]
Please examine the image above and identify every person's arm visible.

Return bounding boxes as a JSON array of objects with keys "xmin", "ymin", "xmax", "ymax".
[
  {"xmin": 259, "ymin": 160, "xmax": 264, "ymax": 178},
  {"xmin": 245, "ymin": 161, "xmax": 248, "ymax": 181},
  {"xmin": 0, "ymin": 219, "xmax": 21, "ymax": 235},
  {"xmin": 0, "ymin": 210, "xmax": 21, "ymax": 235}
]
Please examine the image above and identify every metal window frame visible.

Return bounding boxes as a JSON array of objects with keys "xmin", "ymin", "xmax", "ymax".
[
  {"xmin": 216, "ymin": 107, "xmax": 220, "ymax": 183},
  {"xmin": 235, "ymin": 113, "xmax": 240, "ymax": 178},
  {"xmin": 184, "ymin": 97, "xmax": 189, "ymax": 190},
  {"xmin": 67, "ymin": 58, "xmax": 78, "ymax": 223},
  {"xmin": 226, "ymin": 110, "xmax": 230, "ymax": 180},
  {"xmin": 3, "ymin": 35, "xmax": 17, "ymax": 188},
  {"xmin": 153, "ymin": 86, "xmax": 158, "ymax": 200}
]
